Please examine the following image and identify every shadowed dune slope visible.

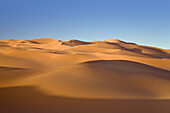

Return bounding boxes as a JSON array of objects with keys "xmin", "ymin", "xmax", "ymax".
[{"xmin": 1, "ymin": 86, "xmax": 170, "ymax": 113}]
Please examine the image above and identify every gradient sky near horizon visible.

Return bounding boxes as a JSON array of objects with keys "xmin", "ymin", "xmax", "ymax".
[{"xmin": 0, "ymin": 0, "xmax": 169, "ymax": 48}]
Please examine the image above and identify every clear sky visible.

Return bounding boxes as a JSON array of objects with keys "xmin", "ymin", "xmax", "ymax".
[{"xmin": 0, "ymin": 0, "xmax": 169, "ymax": 49}]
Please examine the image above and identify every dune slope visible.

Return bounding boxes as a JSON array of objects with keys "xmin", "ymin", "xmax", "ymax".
[{"xmin": 14, "ymin": 60, "xmax": 169, "ymax": 99}]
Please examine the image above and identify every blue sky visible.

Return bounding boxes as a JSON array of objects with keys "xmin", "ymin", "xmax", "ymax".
[{"xmin": 0, "ymin": 0, "xmax": 169, "ymax": 48}]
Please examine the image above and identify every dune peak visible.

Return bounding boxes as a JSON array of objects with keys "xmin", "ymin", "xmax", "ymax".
[
  {"xmin": 104, "ymin": 39, "xmax": 123, "ymax": 43},
  {"xmin": 62, "ymin": 39, "xmax": 92, "ymax": 46}
]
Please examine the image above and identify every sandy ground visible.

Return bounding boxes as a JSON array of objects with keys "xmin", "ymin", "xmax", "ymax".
[{"xmin": 0, "ymin": 38, "xmax": 170, "ymax": 113}]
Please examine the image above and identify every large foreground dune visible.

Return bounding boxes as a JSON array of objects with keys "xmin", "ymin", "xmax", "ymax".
[{"xmin": 0, "ymin": 38, "xmax": 170, "ymax": 113}]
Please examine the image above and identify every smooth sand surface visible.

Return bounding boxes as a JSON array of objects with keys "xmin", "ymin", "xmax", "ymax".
[{"xmin": 0, "ymin": 38, "xmax": 170, "ymax": 113}]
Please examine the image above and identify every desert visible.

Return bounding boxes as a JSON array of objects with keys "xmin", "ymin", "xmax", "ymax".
[{"xmin": 0, "ymin": 38, "xmax": 170, "ymax": 113}]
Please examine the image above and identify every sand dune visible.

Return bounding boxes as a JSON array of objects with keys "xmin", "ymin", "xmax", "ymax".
[{"xmin": 0, "ymin": 38, "xmax": 170, "ymax": 113}]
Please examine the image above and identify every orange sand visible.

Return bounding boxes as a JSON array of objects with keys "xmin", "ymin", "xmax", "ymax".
[{"xmin": 0, "ymin": 38, "xmax": 170, "ymax": 113}]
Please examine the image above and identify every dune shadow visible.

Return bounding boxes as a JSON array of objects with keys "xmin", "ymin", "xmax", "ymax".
[
  {"xmin": 81, "ymin": 60, "xmax": 170, "ymax": 80},
  {"xmin": 0, "ymin": 86, "xmax": 170, "ymax": 113},
  {"xmin": 0, "ymin": 66, "xmax": 27, "ymax": 71},
  {"xmin": 82, "ymin": 60, "xmax": 170, "ymax": 71}
]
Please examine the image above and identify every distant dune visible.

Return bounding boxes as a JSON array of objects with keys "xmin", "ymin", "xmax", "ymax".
[{"xmin": 0, "ymin": 38, "xmax": 170, "ymax": 113}]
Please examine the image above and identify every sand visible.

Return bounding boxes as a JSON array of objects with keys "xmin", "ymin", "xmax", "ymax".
[{"xmin": 0, "ymin": 38, "xmax": 170, "ymax": 113}]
